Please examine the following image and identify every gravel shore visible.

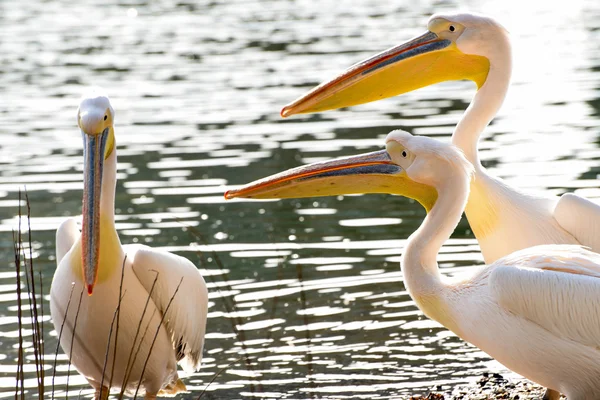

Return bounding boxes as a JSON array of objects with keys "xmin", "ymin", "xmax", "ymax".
[{"xmin": 409, "ymin": 373, "xmax": 565, "ymax": 400}]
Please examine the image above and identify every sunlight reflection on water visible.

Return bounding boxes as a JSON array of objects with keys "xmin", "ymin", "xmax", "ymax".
[{"xmin": 0, "ymin": 0, "xmax": 599, "ymax": 398}]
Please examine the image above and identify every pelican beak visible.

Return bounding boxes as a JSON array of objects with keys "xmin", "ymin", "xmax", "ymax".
[
  {"xmin": 281, "ymin": 31, "xmax": 490, "ymax": 117},
  {"xmin": 224, "ymin": 150, "xmax": 437, "ymax": 212},
  {"xmin": 81, "ymin": 127, "xmax": 110, "ymax": 295}
]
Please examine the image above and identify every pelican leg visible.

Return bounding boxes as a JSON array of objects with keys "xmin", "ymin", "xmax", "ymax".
[
  {"xmin": 93, "ymin": 386, "xmax": 110, "ymax": 400},
  {"xmin": 542, "ymin": 388, "xmax": 560, "ymax": 400},
  {"xmin": 144, "ymin": 393, "xmax": 157, "ymax": 400}
]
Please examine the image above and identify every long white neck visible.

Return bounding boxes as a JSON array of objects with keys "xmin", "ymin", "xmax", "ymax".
[
  {"xmin": 452, "ymin": 43, "xmax": 512, "ymax": 166},
  {"xmin": 401, "ymin": 170, "xmax": 470, "ymax": 297}
]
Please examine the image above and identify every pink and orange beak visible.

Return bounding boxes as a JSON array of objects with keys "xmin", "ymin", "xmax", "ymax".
[
  {"xmin": 280, "ymin": 30, "xmax": 489, "ymax": 118},
  {"xmin": 225, "ymin": 148, "xmax": 437, "ymax": 212},
  {"xmin": 81, "ymin": 126, "xmax": 109, "ymax": 295}
]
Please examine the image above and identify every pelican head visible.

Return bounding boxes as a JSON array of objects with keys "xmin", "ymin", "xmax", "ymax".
[
  {"xmin": 77, "ymin": 89, "xmax": 115, "ymax": 295},
  {"xmin": 225, "ymin": 130, "xmax": 474, "ymax": 210},
  {"xmin": 281, "ymin": 12, "xmax": 510, "ymax": 117}
]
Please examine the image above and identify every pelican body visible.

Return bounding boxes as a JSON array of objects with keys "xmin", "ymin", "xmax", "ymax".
[
  {"xmin": 225, "ymin": 130, "xmax": 600, "ymax": 399},
  {"xmin": 51, "ymin": 91, "xmax": 208, "ymax": 399},
  {"xmin": 279, "ymin": 12, "xmax": 600, "ymax": 266}
]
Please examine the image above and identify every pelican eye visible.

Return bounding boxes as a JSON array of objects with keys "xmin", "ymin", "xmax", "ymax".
[
  {"xmin": 449, "ymin": 25, "xmax": 455, "ymax": 32},
  {"xmin": 104, "ymin": 115, "xmax": 108, "ymax": 121},
  {"xmin": 401, "ymin": 150, "xmax": 407, "ymax": 158}
]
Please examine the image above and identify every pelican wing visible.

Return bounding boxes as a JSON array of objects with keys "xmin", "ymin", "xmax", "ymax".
[
  {"xmin": 554, "ymin": 193, "xmax": 600, "ymax": 252},
  {"xmin": 131, "ymin": 245, "xmax": 208, "ymax": 372},
  {"xmin": 489, "ymin": 245, "xmax": 600, "ymax": 349},
  {"xmin": 55, "ymin": 218, "xmax": 79, "ymax": 265}
]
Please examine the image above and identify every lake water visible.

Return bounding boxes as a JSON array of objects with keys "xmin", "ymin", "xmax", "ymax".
[{"xmin": 1, "ymin": 0, "xmax": 599, "ymax": 398}]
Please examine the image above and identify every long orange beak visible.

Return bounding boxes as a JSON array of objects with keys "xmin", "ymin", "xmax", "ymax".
[
  {"xmin": 225, "ymin": 149, "xmax": 437, "ymax": 212},
  {"xmin": 281, "ymin": 31, "xmax": 489, "ymax": 117}
]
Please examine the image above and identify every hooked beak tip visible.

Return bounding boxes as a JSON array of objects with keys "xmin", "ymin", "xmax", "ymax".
[
  {"xmin": 280, "ymin": 106, "xmax": 292, "ymax": 118},
  {"xmin": 87, "ymin": 283, "xmax": 94, "ymax": 296},
  {"xmin": 224, "ymin": 190, "xmax": 233, "ymax": 200}
]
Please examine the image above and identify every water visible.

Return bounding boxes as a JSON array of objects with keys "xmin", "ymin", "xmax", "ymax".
[{"xmin": 1, "ymin": 0, "xmax": 599, "ymax": 398}]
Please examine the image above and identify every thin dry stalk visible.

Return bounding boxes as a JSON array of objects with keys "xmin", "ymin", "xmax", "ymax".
[
  {"xmin": 108, "ymin": 255, "xmax": 128, "ymax": 393},
  {"xmin": 184, "ymin": 223, "xmax": 258, "ymax": 392},
  {"xmin": 296, "ymin": 263, "xmax": 315, "ymax": 397},
  {"xmin": 196, "ymin": 355, "xmax": 245, "ymax": 400},
  {"xmin": 10, "ymin": 190, "xmax": 47, "ymax": 399},
  {"xmin": 261, "ymin": 246, "xmax": 288, "ymax": 348},
  {"xmin": 195, "ymin": 254, "xmax": 258, "ymax": 391},
  {"xmin": 13, "ymin": 191, "xmax": 24, "ymax": 400},
  {"xmin": 121, "ymin": 308, "xmax": 158, "ymax": 399},
  {"xmin": 52, "ymin": 284, "xmax": 75, "ymax": 400},
  {"xmin": 24, "ymin": 191, "xmax": 44, "ymax": 397},
  {"xmin": 38, "ymin": 270, "xmax": 45, "ymax": 392},
  {"xmin": 184, "ymin": 225, "xmax": 238, "ymax": 320},
  {"xmin": 65, "ymin": 288, "xmax": 85, "ymax": 400},
  {"xmin": 22, "ymin": 261, "xmax": 36, "ymax": 385},
  {"xmin": 132, "ymin": 276, "xmax": 183, "ymax": 399},
  {"xmin": 119, "ymin": 273, "xmax": 159, "ymax": 399},
  {"xmin": 98, "ymin": 291, "xmax": 126, "ymax": 398}
]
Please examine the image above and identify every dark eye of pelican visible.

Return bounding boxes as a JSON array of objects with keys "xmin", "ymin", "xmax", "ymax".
[
  {"xmin": 449, "ymin": 25, "xmax": 455, "ymax": 32},
  {"xmin": 104, "ymin": 115, "xmax": 108, "ymax": 121},
  {"xmin": 401, "ymin": 150, "xmax": 407, "ymax": 158}
]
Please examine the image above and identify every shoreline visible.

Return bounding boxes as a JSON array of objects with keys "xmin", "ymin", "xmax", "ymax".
[{"xmin": 409, "ymin": 373, "xmax": 565, "ymax": 399}]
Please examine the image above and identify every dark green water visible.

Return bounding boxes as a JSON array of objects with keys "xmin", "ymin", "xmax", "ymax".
[{"xmin": 1, "ymin": 0, "xmax": 599, "ymax": 398}]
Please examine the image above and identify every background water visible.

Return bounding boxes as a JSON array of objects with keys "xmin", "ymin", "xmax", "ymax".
[{"xmin": 1, "ymin": 0, "xmax": 599, "ymax": 398}]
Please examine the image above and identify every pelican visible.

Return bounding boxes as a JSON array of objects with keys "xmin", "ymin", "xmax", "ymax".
[
  {"xmin": 225, "ymin": 130, "xmax": 600, "ymax": 400},
  {"xmin": 279, "ymin": 12, "xmax": 600, "ymax": 266},
  {"xmin": 51, "ymin": 90, "xmax": 208, "ymax": 399}
]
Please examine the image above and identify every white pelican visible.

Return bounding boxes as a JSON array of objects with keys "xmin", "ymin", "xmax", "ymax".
[
  {"xmin": 279, "ymin": 12, "xmax": 600, "ymax": 267},
  {"xmin": 225, "ymin": 130, "xmax": 600, "ymax": 400},
  {"xmin": 51, "ymin": 90, "xmax": 208, "ymax": 399}
]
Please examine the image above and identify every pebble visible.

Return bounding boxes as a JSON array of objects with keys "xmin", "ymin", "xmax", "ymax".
[{"xmin": 407, "ymin": 373, "xmax": 566, "ymax": 400}]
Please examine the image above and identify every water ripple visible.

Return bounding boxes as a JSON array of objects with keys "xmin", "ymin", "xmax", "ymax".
[{"xmin": 1, "ymin": 0, "xmax": 599, "ymax": 398}]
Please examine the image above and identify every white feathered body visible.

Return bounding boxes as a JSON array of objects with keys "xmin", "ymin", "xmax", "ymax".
[
  {"xmin": 51, "ymin": 219, "xmax": 208, "ymax": 396},
  {"xmin": 391, "ymin": 132, "xmax": 600, "ymax": 399},
  {"xmin": 417, "ymin": 244, "xmax": 600, "ymax": 398},
  {"xmin": 464, "ymin": 164, "xmax": 600, "ymax": 265},
  {"xmin": 52, "ymin": 93, "xmax": 208, "ymax": 397}
]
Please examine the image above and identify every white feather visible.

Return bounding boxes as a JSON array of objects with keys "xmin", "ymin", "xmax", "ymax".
[
  {"xmin": 55, "ymin": 217, "xmax": 79, "ymax": 265},
  {"xmin": 51, "ymin": 92, "xmax": 208, "ymax": 397},
  {"xmin": 130, "ymin": 245, "xmax": 208, "ymax": 372},
  {"xmin": 554, "ymin": 193, "xmax": 600, "ymax": 254},
  {"xmin": 386, "ymin": 132, "xmax": 600, "ymax": 398},
  {"xmin": 490, "ymin": 245, "xmax": 600, "ymax": 349}
]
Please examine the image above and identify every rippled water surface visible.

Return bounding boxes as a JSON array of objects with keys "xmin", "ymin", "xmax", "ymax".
[{"xmin": 1, "ymin": 0, "xmax": 600, "ymax": 398}]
